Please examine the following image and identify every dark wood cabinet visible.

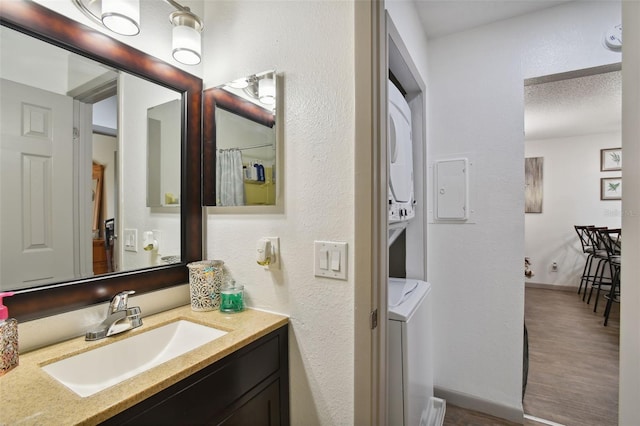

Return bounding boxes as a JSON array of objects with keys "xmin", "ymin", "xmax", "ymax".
[
  {"xmin": 218, "ymin": 379, "xmax": 281, "ymax": 426},
  {"xmin": 102, "ymin": 325, "xmax": 289, "ymax": 426}
]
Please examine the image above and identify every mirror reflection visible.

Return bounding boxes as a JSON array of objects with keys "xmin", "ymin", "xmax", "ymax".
[
  {"xmin": 213, "ymin": 70, "xmax": 278, "ymax": 206},
  {"xmin": 0, "ymin": 26, "xmax": 181, "ymax": 292},
  {"xmin": 147, "ymin": 99, "xmax": 181, "ymax": 207}
]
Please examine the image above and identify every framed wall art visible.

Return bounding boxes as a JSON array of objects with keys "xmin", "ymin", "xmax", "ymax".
[
  {"xmin": 600, "ymin": 148, "xmax": 622, "ymax": 171},
  {"xmin": 601, "ymin": 177, "xmax": 622, "ymax": 200},
  {"xmin": 525, "ymin": 157, "xmax": 543, "ymax": 213}
]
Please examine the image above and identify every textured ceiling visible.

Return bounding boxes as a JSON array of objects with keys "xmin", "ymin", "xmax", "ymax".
[
  {"xmin": 413, "ymin": 0, "xmax": 572, "ymax": 39},
  {"xmin": 525, "ymin": 71, "xmax": 621, "ymax": 141},
  {"xmin": 410, "ymin": 0, "xmax": 621, "ymax": 141}
]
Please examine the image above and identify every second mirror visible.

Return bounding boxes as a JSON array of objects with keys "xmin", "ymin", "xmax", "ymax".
[{"xmin": 203, "ymin": 70, "xmax": 281, "ymax": 209}]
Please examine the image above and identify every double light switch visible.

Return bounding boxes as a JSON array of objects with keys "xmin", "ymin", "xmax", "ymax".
[{"xmin": 314, "ymin": 241, "xmax": 348, "ymax": 280}]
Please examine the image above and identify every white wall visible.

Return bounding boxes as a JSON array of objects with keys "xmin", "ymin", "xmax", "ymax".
[
  {"xmin": 620, "ymin": 2, "xmax": 640, "ymax": 423},
  {"xmin": 93, "ymin": 96, "xmax": 118, "ymax": 131},
  {"xmin": 525, "ymin": 132, "xmax": 622, "ymax": 287},
  {"xmin": 216, "ymin": 109, "xmax": 276, "ymax": 166},
  {"xmin": 147, "ymin": 99, "xmax": 182, "ymax": 206},
  {"xmin": 202, "ymin": 2, "xmax": 355, "ymax": 424},
  {"xmin": 426, "ymin": 1, "xmax": 620, "ymax": 420},
  {"xmin": 119, "ymin": 73, "xmax": 182, "ymax": 268}
]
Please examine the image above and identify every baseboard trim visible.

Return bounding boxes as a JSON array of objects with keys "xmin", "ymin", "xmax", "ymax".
[
  {"xmin": 525, "ymin": 282, "xmax": 577, "ymax": 292},
  {"xmin": 434, "ymin": 386, "xmax": 524, "ymax": 424}
]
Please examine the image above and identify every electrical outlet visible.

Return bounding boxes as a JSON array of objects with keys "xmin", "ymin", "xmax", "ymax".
[{"xmin": 552, "ymin": 262, "xmax": 558, "ymax": 272}]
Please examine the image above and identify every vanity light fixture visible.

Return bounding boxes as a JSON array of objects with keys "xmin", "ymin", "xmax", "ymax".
[
  {"xmin": 101, "ymin": 0, "xmax": 140, "ymax": 36},
  {"xmin": 169, "ymin": 8, "xmax": 203, "ymax": 65},
  {"xmin": 224, "ymin": 71, "xmax": 276, "ymax": 108},
  {"xmin": 258, "ymin": 76, "xmax": 276, "ymax": 105},
  {"xmin": 228, "ymin": 78, "xmax": 249, "ymax": 89},
  {"xmin": 234, "ymin": 71, "xmax": 276, "ymax": 106},
  {"xmin": 72, "ymin": 0, "xmax": 204, "ymax": 65}
]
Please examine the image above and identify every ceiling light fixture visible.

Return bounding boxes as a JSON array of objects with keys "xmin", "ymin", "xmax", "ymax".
[{"xmin": 72, "ymin": 0, "xmax": 204, "ymax": 65}]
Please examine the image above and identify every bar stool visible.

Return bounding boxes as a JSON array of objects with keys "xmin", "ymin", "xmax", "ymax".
[
  {"xmin": 598, "ymin": 228, "xmax": 621, "ymax": 326},
  {"xmin": 574, "ymin": 225, "xmax": 595, "ymax": 296},
  {"xmin": 585, "ymin": 226, "xmax": 612, "ymax": 307}
]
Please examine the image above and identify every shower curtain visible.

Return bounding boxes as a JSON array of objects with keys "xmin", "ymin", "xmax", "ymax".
[{"xmin": 216, "ymin": 149, "xmax": 245, "ymax": 206}]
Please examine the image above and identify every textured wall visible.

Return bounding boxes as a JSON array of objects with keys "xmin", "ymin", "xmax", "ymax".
[{"xmin": 202, "ymin": 2, "xmax": 356, "ymax": 424}]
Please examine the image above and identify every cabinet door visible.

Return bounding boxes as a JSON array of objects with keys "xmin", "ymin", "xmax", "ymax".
[{"xmin": 219, "ymin": 379, "xmax": 281, "ymax": 426}]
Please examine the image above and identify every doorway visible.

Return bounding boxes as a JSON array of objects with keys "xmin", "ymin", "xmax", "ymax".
[{"xmin": 523, "ymin": 65, "xmax": 621, "ymax": 425}]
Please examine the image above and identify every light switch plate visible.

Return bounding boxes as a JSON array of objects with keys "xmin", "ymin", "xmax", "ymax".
[
  {"xmin": 314, "ymin": 241, "xmax": 347, "ymax": 280},
  {"xmin": 124, "ymin": 229, "xmax": 137, "ymax": 252}
]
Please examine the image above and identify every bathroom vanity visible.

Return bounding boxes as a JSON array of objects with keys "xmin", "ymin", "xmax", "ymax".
[
  {"xmin": 103, "ymin": 324, "xmax": 288, "ymax": 425},
  {"xmin": 0, "ymin": 307, "xmax": 289, "ymax": 425}
]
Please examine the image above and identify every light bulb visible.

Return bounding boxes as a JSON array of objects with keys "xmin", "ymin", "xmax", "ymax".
[
  {"xmin": 259, "ymin": 78, "xmax": 275, "ymax": 105},
  {"xmin": 170, "ymin": 10, "xmax": 203, "ymax": 66},
  {"xmin": 228, "ymin": 78, "xmax": 249, "ymax": 89},
  {"xmin": 101, "ymin": 0, "xmax": 140, "ymax": 36}
]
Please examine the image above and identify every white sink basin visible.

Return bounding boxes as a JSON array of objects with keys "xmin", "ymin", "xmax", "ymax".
[{"xmin": 42, "ymin": 320, "xmax": 227, "ymax": 397}]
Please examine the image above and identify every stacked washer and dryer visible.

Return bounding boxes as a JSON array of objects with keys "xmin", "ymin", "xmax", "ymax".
[{"xmin": 387, "ymin": 80, "xmax": 445, "ymax": 426}]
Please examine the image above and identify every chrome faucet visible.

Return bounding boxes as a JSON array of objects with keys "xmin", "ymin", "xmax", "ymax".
[{"xmin": 85, "ymin": 290, "xmax": 143, "ymax": 341}]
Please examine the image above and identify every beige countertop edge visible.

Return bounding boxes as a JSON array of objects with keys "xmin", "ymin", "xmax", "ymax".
[{"xmin": 0, "ymin": 306, "xmax": 289, "ymax": 426}]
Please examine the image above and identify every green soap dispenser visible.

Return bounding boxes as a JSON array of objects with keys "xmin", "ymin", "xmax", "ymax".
[{"xmin": 0, "ymin": 292, "xmax": 18, "ymax": 376}]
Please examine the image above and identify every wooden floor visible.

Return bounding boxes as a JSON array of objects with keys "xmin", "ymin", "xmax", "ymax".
[
  {"xmin": 443, "ymin": 287, "xmax": 619, "ymax": 426},
  {"xmin": 444, "ymin": 404, "xmax": 537, "ymax": 426},
  {"xmin": 523, "ymin": 287, "xmax": 619, "ymax": 425}
]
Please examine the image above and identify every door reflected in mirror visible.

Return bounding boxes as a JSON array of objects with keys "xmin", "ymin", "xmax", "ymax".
[
  {"xmin": 0, "ymin": 25, "xmax": 181, "ymax": 291},
  {"xmin": 147, "ymin": 99, "xmax": 181, "ymax": 207},
  {"xmin": 203, "ymin": 70, "xmax": 281, "ymax": 209}
]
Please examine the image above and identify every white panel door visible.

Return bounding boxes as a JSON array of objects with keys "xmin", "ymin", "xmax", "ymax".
[{"xmin": 1, "ymin": 79, "xmax": 75, "ymax": 289}]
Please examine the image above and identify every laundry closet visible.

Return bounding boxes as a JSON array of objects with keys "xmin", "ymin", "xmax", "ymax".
[{"xmin": 385, "ymin": 13, "xmax": 445, "ymax": 426}]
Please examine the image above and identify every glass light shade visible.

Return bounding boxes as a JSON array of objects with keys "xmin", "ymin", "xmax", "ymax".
[
  {"xmin": 101, "ymin": 0, "xmax": 140, "ymax": 36},
  {"xmin": 172, "ymin": 23, "xmax": 201, "ymax": 65},
  {"xmin": 259, "ymin": 78, "xmax": 276, "ymax": 105},
  {"xmin": 228, "ymin": 78, "xmax": 249, "ymax": 89}
]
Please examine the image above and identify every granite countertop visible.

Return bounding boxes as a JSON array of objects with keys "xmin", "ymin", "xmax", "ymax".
[{"xmin": 0, "ymin": 306, "xmax": 288, "ymax": 425}]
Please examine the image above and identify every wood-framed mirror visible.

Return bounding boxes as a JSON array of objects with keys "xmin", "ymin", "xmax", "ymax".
[
  {"xmin": 203, "ymin": 71, "xmax": 282, "ymax": 211},
  {"xmin": 0, "ymin": 1, "xmax": 202, "ymax": 321}
]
